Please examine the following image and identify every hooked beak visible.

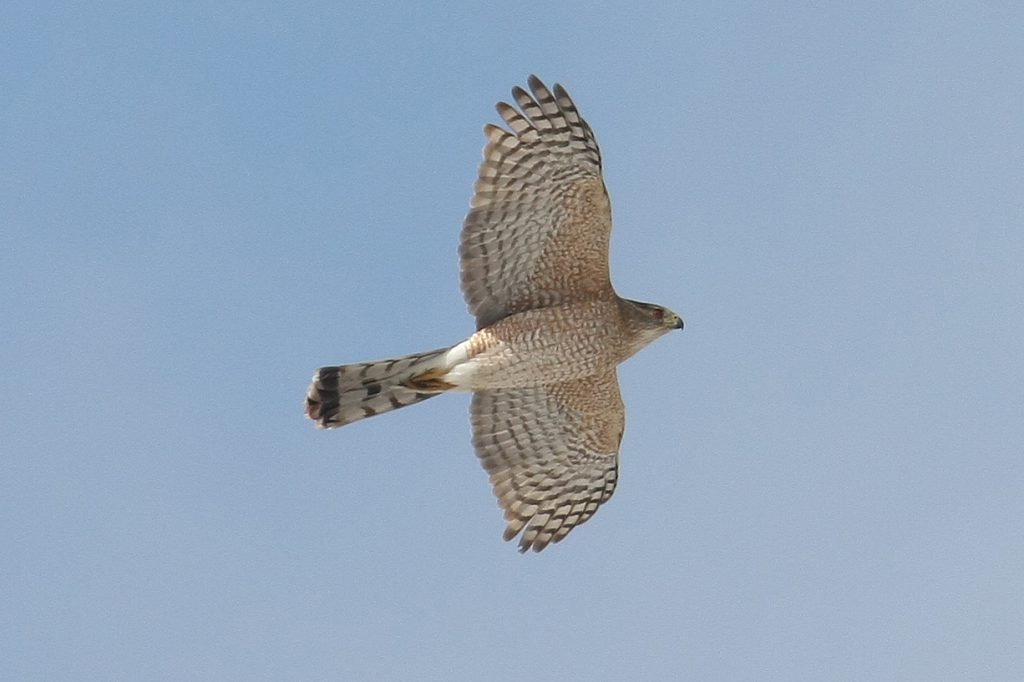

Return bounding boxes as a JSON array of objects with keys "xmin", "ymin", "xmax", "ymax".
[{"xmin": 672, "ymin": 315, "xmax": 684, "ymax": 330}]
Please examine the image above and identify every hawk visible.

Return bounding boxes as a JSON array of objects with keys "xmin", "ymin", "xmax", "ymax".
[{"xmin": 306, "ymin": 76, "xmax": 683, "ymax": 552}]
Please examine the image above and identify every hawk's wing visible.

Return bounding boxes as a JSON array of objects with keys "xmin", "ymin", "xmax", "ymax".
[
  {"xmin": 470, "ymin": 371, "xmax": 624, "ymax": 552},
  {"xmin": 460, "ymin": 75, "xmax": 612, "ymax": 330}
]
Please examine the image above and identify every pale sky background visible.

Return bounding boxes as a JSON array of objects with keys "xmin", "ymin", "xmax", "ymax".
[{"xmin": 3, "ymin": 3, "xmax": 1023, "ymax": 680}]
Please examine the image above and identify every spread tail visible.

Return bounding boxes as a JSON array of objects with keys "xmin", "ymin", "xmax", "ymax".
[{"xmin": 305, "ymin": 347, "xmax": 454, "ymax": 428}]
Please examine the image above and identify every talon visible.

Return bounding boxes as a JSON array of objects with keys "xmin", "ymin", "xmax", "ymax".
[{"xmin": 405, "ymin": 368, "xmax": 456, "ymax": 391}]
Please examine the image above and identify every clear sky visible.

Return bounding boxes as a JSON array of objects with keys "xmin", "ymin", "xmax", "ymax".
[{"xmin": 3, "ymin": 3, "xmax": 1022, "ymax": 680}]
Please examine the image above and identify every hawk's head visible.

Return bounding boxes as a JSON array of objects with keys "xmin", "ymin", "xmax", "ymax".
[{"xmin": 626, "ymin": 299, "xmax": 684, "ymax": 332}]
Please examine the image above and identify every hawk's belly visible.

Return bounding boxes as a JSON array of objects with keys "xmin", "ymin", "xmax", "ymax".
[{"xmin": 443, "ymin": 301, "xmax": 626, "ymax": 390}]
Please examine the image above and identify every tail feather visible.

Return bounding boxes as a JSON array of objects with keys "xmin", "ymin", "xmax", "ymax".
[{"xmin": 305, "ymin": 347, "xmax": 452, "ymax": 428}]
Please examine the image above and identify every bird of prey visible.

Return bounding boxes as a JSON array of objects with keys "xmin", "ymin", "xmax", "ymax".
[{"xmin": 306, "ymin": 76, "xmax": 683, "ymax": 552}]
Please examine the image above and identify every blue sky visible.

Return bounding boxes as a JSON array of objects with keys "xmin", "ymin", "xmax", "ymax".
[{"xmin": 3, "ymin": 2, "xmax": 1022, "ymax": 680}]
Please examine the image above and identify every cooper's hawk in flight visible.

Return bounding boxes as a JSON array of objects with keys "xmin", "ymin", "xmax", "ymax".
[{"xmin": 306, "ymin": 76, "xmax": 683, "ymax": 552}]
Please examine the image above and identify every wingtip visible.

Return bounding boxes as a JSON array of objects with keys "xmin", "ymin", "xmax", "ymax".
[{"xmin": 526, "ymin": 74, "xmax": 549, "ymax": 96}]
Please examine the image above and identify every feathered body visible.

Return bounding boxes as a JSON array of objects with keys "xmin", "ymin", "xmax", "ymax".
[{"xmin": 305, "ymin": 76, "xmax": 683, "ymax": 551}]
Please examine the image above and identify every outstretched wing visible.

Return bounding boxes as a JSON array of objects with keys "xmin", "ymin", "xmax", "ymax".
[
  {"xmin": 460, "ymin": 75, "xmax": 612, "ymax": 330},
  {"xmin": 470, "ymin": 371, "xmax": 624, "ymax": 552}
]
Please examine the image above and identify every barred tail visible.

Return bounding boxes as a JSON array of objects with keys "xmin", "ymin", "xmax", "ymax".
[{"xmin": 305, "ymin": 347, "xmax": 454, "ymax": 428}]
